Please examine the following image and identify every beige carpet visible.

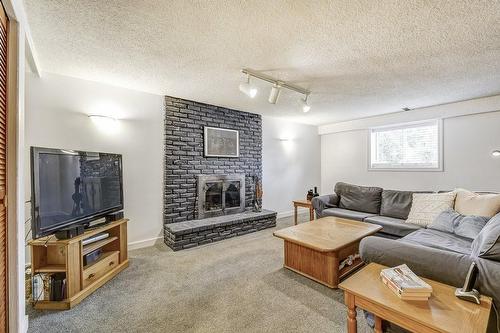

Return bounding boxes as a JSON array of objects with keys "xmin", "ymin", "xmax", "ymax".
[{"xmin": 27, "ymin": 214, "xmax": 371, "ymax": 333}]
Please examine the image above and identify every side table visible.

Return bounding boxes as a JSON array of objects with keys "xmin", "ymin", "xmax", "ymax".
[{"xmin": 292, "ymin": 200, "xmax": 314, "ymax": 225}]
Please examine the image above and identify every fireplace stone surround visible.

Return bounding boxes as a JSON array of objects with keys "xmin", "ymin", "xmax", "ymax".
[{"xmin": 164, "ymin": 96, "xmax": 276, "ymax": 250}]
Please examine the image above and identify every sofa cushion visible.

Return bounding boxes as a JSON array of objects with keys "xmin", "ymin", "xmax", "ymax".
[
  {"xmin": 455, "ymin": 188, "xmax": 500, "ymax": 218},
  {"xmin": 400, "ymin": 229, "xmax": 473, "ymax": 255},
  {"xmin": 429, "ymin": 208, "xmax": 489, "ymax": 239},
  {"xmin": 322, "ymin": 208, "xmax": 377, "ymax": 221},
  {"xmin": 471, "ymin": 213, "xmax": 500, "ymax": 260},
  {"xmin": 364, "ymin": 215, "xmax": 422, "ymax": 237},
  {"xmin": 334, "ymin": 182, "xmax": 383, "ymax": 214},
  {"xmin": 380, "ymin": 190, "xmax": 413, "ymax": 219},
  {"xmin": 405, "ymin": 192, "xmax": 456, "ymax": 227}
]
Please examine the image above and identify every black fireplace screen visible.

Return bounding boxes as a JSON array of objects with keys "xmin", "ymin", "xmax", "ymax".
[
  {"xmin": 197, "ymin": 174, "xmax": 246, "ymax": 219},
  {"xmin": 205, "ymin": 181, "xmax": 223, "ymax": 211},
  {"xmin": 224, "ymin": 181, "xmax": 241, "ymax": 208}
]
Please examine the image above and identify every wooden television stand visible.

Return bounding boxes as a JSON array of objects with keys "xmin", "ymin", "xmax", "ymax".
[{"xmin": 29, "ymin": 218, "xmax": 129, "ymax": 310}]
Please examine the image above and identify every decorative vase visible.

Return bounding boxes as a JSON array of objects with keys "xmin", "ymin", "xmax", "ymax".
[{"xmin": 307, "ymin": 189, "xmax": 314, "ymax": 201}]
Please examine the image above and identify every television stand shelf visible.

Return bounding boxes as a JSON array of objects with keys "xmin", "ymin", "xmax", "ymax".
[
  {"xmin": 82, "ymin": 236, "xmax": 118, "ymax": 255},
  {"xmin": 28, "ymin": 218, "xmax": 129, "ymax": 310}
]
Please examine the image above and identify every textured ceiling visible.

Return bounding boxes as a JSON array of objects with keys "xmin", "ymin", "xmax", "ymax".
[{"xmin": 24, "ymin": 0, "xmax": 500, "ymax": 125}]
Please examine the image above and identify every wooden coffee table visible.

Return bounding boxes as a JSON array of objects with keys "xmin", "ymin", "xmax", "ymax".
[
  {"xmin": 339, "ymin": 263, "xmax": 492, "ymax": 333},
  {"xmin": 273, "ymin": 217, "xmax": 382, "ymax": 288}
]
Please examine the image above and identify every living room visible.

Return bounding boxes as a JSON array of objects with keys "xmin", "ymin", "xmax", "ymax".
[{"xmin": 0, "ymin": 1, "xmax": 499, "ymax": 332}]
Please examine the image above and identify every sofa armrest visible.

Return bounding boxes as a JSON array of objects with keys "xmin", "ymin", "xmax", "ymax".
[
  {"xmin": 311, "ymin": 194, "xmax": 339, "ymax": 217},
  {"xmin": 359, "ymin": 236, "xmax": 473, "ymax": 288}
]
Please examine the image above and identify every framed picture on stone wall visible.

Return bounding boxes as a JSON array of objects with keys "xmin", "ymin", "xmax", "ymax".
[{"xmin": 204, "ymin": 126, "xmax": 239, "ymax": 158}]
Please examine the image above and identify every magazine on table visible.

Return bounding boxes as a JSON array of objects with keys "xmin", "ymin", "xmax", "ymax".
[{"xmin": 380, "ymin": 264, "xmax": 432, "ymax": 299}]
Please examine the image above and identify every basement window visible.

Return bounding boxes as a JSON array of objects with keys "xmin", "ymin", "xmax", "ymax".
[{"xmin": 369, "ymin": 119, "xmax": 442, "ymax": 171}]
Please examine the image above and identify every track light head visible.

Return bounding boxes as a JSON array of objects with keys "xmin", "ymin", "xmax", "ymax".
[
  {"xmin": 239, "ymin": 75, "xmax": 257, "ymax": 98},
  {"xmin": 300, "ymin": 95, "xmax": 311, "ymax": 113},
  {"xmin": 268, "ymin": 84, "xmax": 281, "ymax": 104},
  {"xmin": 492, "ymin": 150, "xmax": 500, "ymax": 157}
]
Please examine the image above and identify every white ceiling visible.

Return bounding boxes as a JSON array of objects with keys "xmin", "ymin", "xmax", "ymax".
[{"xmin": 24, "ymin": 0, "xmax": 500, "ymax": 125}]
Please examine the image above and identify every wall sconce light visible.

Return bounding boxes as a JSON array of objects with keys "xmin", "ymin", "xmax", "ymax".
[
  {"xmin": 89, "ymin": 115, "xmax": 119, "ymax": 133},
  {"xmin": 492, "ymin": 150, "xmax": 500, "ymax": 158}
]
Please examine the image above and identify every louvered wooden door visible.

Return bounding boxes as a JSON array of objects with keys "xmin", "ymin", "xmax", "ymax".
[{"xmin": 0, "ymin": 3, "xmax": 7, "ymax": 331}]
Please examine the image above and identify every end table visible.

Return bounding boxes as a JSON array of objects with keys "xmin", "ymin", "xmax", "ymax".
[{"xmin": 292, "ymin": 200, "xmax": 314, "ymax": 225}]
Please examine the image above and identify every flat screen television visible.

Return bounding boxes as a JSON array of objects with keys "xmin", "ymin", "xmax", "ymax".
[{"xmin": 31, "ymin": 147, "xmax": 124, "ymax": 239}]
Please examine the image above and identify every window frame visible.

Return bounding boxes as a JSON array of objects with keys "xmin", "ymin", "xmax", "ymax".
[{"xmin": 368, "ymin": 119, "xmax": 443, "ymax": 172}]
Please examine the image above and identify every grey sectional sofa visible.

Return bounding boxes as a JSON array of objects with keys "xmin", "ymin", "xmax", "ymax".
[
  {"xmin": 312, "ymin": 182, "xmax": 500, "ymax": 332},
  {"xmin": 312, "ymin": 182, "xmax": 427, "ymax": 238}
]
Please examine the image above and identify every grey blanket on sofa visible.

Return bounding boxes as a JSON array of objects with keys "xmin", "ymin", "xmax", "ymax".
[{"xmin": 401, "ymin": 229, "xmax": 473, "ymax": 254}]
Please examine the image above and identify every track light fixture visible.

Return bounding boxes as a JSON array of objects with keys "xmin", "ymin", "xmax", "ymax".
[
  {"xmin": 238, "ymin": 74, "xmax": 257, "ymax": 98},
  {"xmin": 268, "ymin": 84, "xmax": 281, "ymax": 104},
  {"xmin": 300, "ymin": 95, "xmax": 311, "ymax": 113},
  {"xmin": 240, "ymin": 68, "xmax": 312, "ymax": 112}
]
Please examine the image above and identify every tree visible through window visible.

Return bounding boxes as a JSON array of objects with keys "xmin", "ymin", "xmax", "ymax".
[{"xmin": 369, "ymin": 120, "xmax": 441, "ymax": 170}]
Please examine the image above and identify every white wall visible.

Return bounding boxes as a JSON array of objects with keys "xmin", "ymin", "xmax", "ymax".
[
  {"xmin": 262, "ymin": 117, "xmax": 321, "ymax": 216},
  {"xmin": 25, "ymin": 73, "xmax": 321, "ymax": 251},
  {"xmin": 321, "ymin": 109, "xmax": 500, "ymax": 192},
  {"xmin": 25, "ymin": 72, "xmax": 165, "ymax": 249}
]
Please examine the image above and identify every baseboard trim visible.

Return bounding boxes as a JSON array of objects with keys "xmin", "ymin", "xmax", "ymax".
[
  {"xmin": 23, "ymin": 314, "xmax": 29, "ymax": 333},
  {"xmin": 128, "ymin": 236, "xmax": 163, "ymax": 250},
  {"xmin": 277, "ymin": 210, "xmax": 294, "ymax": 219}
]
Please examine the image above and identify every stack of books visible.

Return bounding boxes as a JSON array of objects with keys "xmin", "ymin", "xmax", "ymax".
[
  {"xmin": 32, "ymin": 273, "xmax": 66, "ymax": 302},
  {"xmin": 380, "ymin": 264, "xmax": 432, "ymax": 301}
]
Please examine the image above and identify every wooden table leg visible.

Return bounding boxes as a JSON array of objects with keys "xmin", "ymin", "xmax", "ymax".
[
  {"xmin": 345, "ymin": 292, "xmax": 357, "ymax": 333},
  {"xmin": 309, "ymin": 207, "xmax": 314, "ymax": 221},
  {"xmin": 294, "ymin": 204, "xmax": 298, "ymax": 225},
  {"xmin": 374, "ymin": 316, "xmax": 382, "ymax": 333}
]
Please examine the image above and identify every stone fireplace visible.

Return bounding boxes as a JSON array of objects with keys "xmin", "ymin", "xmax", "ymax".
[
  {"xmin": 197, "ymin": 174, "xmax": 245, "ymax": 219},
  {"xmin": 164, "ymin": 96, "xmax": 277, "ymax": 251}
]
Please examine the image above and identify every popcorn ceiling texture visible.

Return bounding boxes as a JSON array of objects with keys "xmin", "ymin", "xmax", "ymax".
[{"xmin": 24, "ymin": 1, "xmax": 500, "ymax": 125}]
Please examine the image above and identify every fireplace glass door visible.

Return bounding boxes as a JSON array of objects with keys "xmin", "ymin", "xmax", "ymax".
[
  {"xmin": 224, "ymin": 181, "xmax": 241, "ymax": 209},
  {"xmin": 197, "ymin": 174, "xmax": 245, "ymax": 219},
  {"xmin": 204, "ymin": 181, "xmax": 223, "ymax": 211}
]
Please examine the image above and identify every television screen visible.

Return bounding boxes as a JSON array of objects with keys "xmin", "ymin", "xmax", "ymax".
[{"xmin": 31, "ymin": 147, "xmax": 123, "ymax": 238}]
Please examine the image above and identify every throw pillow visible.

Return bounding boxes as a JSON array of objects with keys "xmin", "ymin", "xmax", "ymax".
[
  {"xmin": 379, "ymin": 190, "xmax": 414, "ymax": 220},
  {"xmin": 380, "ymin": 190, "xmax": 433, "ymax": 220},
  {"xmin": 429, "ymin": 208, "xmax": 489, "ymax": 239},
  {"xmin": 405, "ymin": 192, "xmax": 456, "ymax": 227},
  {"xmin": 428, "ymin": 208, "xmax": 455, "ymax": 233},
  {"xmin": 334, "ymin": 182, "xmax": 383, "ymax": 214},
  {"xmin": 454, "ymin": 188, "xmax": 500, "ymax": 218},
  {"xmin": 471, "ymin": 213, "xmax": 500, "ymax": 260}
]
